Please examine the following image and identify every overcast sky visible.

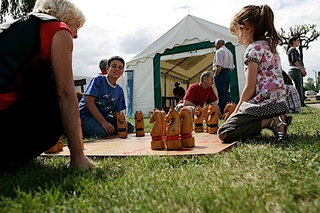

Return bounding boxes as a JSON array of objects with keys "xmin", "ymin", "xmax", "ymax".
[{"xmin": 71, "ymin": 0, "xmax": 320, "ymax": 82}]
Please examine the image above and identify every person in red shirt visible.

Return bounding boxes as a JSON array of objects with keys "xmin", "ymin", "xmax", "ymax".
[
  {"xmin": 0, "ymin": 0, "xmax": 93, "ymax": 170},
  {"xmin": 174, "ymin": 71, "xmax": 221, "ymax": 117}
]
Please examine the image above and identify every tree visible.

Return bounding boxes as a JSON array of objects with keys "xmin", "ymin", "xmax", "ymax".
[
  {"xmin": 279, "ymin": 24, "xmax": 320, "ymax": 65},
  {"xmin": 0, "ymin": 0, "xmax": 36, "ymax": 23},
  {"xmin": 304, "ymin": 77, "xmax": 316, "ymax": 91}
]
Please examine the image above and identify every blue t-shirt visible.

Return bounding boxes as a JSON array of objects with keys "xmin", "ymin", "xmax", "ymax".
[{"xmin": 79, "ymin": 75, "xmax": 126, "ymax": 119}]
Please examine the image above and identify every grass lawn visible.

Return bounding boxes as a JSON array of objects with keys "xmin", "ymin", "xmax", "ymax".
[{"xmin": 0, "ymin": 105, "xmax": 320, "ymax": 212}]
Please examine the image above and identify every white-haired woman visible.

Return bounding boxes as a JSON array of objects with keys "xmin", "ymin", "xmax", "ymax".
[{"xmin": 0, "ymin": 0, "xmax": 93, "ymax": 170}]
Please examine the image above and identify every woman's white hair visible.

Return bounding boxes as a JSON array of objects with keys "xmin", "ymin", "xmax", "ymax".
[{"xmin": 32, "ymin": 0, "xmax": 85, "ymax": 28}]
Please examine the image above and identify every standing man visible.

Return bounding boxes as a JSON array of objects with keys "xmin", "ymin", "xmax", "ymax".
[{"xmin": 213, "ymin": 38, "xmax": 236, "ymax": 114}]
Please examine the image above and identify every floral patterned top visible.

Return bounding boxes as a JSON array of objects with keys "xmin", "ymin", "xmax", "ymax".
[{"xmin": 238, "ymin": 40, "xmax": 288, "ymax": 116}]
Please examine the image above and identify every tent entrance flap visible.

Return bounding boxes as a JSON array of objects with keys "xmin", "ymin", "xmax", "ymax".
[
  {"xmin": 160, "ymin": 52, "xmax": 215, "ymax": 97},
  {"xmin": 153, "ymin": 41, "xmax": 239, "ymax": 109}
]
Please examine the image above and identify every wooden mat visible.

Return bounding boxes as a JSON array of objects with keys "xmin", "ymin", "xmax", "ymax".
[{"xmin": 42, "ymin": 132, "xmax": 236, "ymax": 157}]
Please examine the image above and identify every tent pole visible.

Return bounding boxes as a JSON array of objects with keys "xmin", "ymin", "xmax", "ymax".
[{"xmin": 164, "ymin": 74, "xmax": 167, "ymax": 96}]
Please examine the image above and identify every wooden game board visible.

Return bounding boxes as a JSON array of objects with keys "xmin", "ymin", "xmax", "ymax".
[{"xmin": 42, "ymin": 132, "xmax": 236, "ymax": 157}]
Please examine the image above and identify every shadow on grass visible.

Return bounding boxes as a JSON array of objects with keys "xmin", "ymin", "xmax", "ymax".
[
  {"xmin": 239, "ymin": 131, "xmax": 320, "ymax": 149},
  {"xmin": 0, "ymin": 156, "xmax": 125, "ymax": 199}
]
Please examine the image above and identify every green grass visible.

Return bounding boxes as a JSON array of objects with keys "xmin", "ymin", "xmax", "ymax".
[{"xmin": 1, "ymin": 106, "xmax": 320, "ymax": 212}]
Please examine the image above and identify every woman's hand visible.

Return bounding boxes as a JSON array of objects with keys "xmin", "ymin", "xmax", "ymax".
[{"xmin": 70, "ymin": 155, "xmax": 94, "ymax": 171}]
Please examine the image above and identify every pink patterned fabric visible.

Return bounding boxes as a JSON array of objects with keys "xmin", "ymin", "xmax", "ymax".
[{"xmin": 244, "ymin": 40, "xmax": 286, "ymax": 106}]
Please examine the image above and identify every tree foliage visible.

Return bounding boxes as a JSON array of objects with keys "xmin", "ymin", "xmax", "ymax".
[
  {"xmin": 279, "ymin": 24, "xmax": 320, "ymax": 65},
  {"xmin": 0, "ymin": 0, "xmax": 36, "ymax": 23},
  {"xmin": 304, "ymin": 77, "xmax": 316, "ymax": 91}
]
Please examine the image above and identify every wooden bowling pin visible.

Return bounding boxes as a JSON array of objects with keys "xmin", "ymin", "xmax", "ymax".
[
  {"xmin": 150, "ymin": 108, "xmax": 166, "ymax": 150},
  {"xmin": 165, "ymin": 107, "xmax": 182, "ymax": 150},
  {"xmin": 194, "ymin": 105, "xmax": 204, "ymax": 132},
  {"xmin": 117, "ymin": 112, "xmax": 127, "ymax": 138},
  {"xmin": 135, "ymin": 111, "xmax": 145, "ymax": 137},
  {"xmin": 207, "ymin": 104, "xmax": 219, "ymax": 134},
  {"xmin": 180, "ymin": 107, "xmax": 195, "ymax": 148},
  {"xmin": 44, "ymin": 136, "xmax": 63, "ymax": 154}
]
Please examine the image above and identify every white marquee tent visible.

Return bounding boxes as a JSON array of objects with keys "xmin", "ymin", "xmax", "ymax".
[{"xmin": 125, "ymin": 14, "xmax": 246, "ymax": 117}]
